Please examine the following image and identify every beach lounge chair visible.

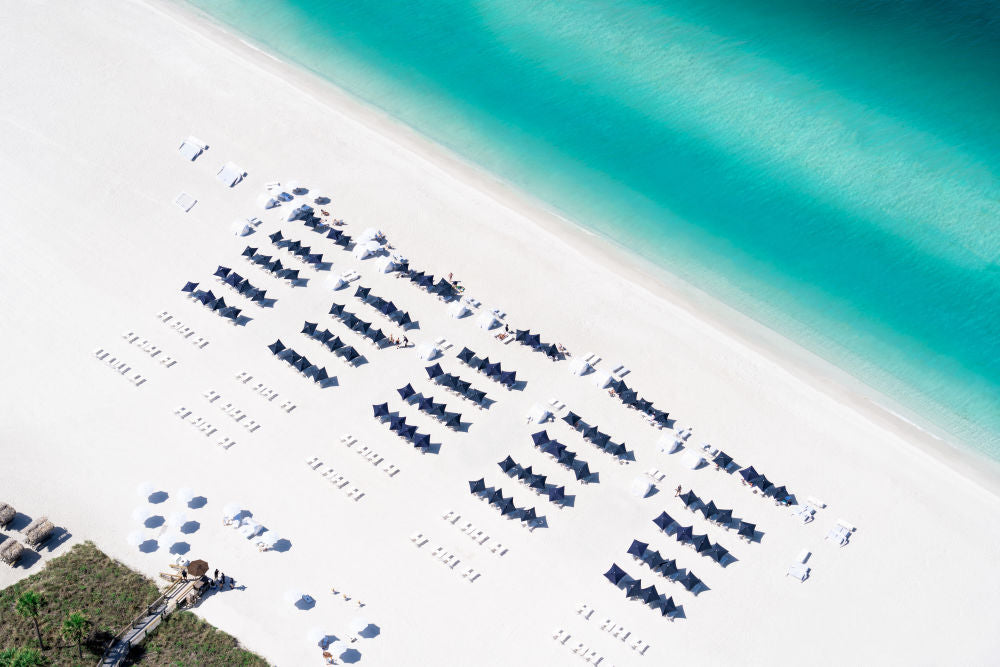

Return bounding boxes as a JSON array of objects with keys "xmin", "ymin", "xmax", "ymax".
[
  {"xmin": 1, "ymin": 539, "xmax": 24, "ymax": 566},
  {"xmin": 600, "ymin": 618, "xmax": 613, "ymax": 631},
  {"xmin": 552, "ymin": 628, "xmax": 567, "ymax": 642},
  {"xmin": 787, "ymin": 563, "xmax": 810, "ymax": 581}
]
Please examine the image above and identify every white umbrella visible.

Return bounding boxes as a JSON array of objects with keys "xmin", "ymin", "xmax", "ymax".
[
  {"xmin": 476, "ymin": 311, "xmax": 499, "ymax": 330},
  {"xmin": 568, "ymin": 358, "xmax": 591, "ymax": 376},
  {"xmin": 231, "ymin": 220, "xmax": 253, "ymax": 237},
  {"xmin": 286, "ymin": 180, "xmax": 302, "ymax": 193},
  {"xmin": 284, "ymin": 589, "xmax": 303, "ymax": 605},
  {"xmin": 222, "ymin": 502, "xmax": 242, "ymax": 519},
  {"xmin": 416, "ymin": 344, "xmax": 439, "ymax": 361},
  {"xmin": 177, "ymin": 487, "xmax": 195, "ymax": 503},
  {"xmin": 630, "ymin": 477, "xmax": 653, "ymax": 498},
  {"xmin": 350, "ymin": 617, "xmax": 369, "ymax": 635},
  {"xmin": 131, "ymin": 506, "xmax": 152, "ymax": 522},
  {"xmin": 449, "ymin": 303, "xmax": 470, "ymax": 319},
  {"xmin": 358, "ymin": 227, "xmax": 382, "ymax": 243},
  {"xmin": 160, "ymin": 530, "xmax": 180, "ymax": 547},
  {"xmin": 136, "ymin": 481, "xmax": 155, "ymax": 498},
  {"xmin": 126, "ymin": 531, "xmax": 144, "ymax": 547},
  {"xmin": 260, "ymin": 531, "xmax": 280, "ymax": 547},
  {"xmin": 657, "ymin": 433, "xmax": 682, "ymax": 454},
  {"xmin": 167, "ymin": 511, "xmax": 187, "ymax": 527},
  {"xmin": 326, "ymin": 275, "xmax": 347, "ymax": 290},
  {"xmin": 307, "ymin": 627, "xmax": 326, "ymax": 644}
]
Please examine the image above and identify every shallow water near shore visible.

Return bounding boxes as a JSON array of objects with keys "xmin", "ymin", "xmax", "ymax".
[{"xmin": 185, "ymin": 0, "xmax": 1000, "ymax": 458}]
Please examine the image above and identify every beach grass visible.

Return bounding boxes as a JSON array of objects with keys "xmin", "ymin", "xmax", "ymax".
[{"xmin": 0, "ymin": 541, "xmax": 265, "ymax": 666}]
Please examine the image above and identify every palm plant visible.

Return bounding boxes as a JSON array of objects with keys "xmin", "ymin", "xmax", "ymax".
[
  {"xmin": 0, "ymin": 646, "xmax": 48, "ymax": 667},
  {"xmin": 14, "ymin": 591, "xmax": 45, "ymax": 650},
  {"xmin": 61, "ymin": 612, "xmax": 90, "ymax": 660}
]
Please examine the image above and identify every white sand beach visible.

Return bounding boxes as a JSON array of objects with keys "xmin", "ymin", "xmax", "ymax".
[{"xmin": 1, "ymin": 0, "xmax": 999, "ymax": 665}]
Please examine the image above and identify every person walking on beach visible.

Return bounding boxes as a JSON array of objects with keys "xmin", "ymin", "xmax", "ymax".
[
  {"xmin": 214, "ymin": 568, "xmax": 219, "ymax": 582},
  {"xmin": 220, "ymin": 572, "xmax": 226, "ymax": 589},
  {"xmin": 402, "ymin": 336, "xmax": 408, "ymax": 347},
  {"xmin": 675, "ymin": 485, "xmax": 682, "ymax": 497}
]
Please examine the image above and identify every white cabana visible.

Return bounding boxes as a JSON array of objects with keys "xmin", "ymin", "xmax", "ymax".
[
  {"xmin": 358, "ymin": 227, "xmax": 383, "ymax": 243},
  {"xmin": 476, "ymin": 311, "xmax": 500, "ymax": 330},
  {"xmin": 353, "ymin": 241, "xmax": 381, "ymax": 260},
  {"xmin": 593, "ymin": 370, "xmax": 614, "ymax": 389},
  {"xmin": 240, "ymin": 520, "xmax": 263, "ymax": 539},
  {"xmin": 683, "ymin": 451, "xmax": 705, "ymax": 470},
  {"xmin": 231, "ymin": 220, "xmax": 253, "ymax": 237},
  {"xmin": 568, "ymin": 358, "xmax": 592, "ymax": 376},
  {"xmin": 173, "ymin": 192, "xmax": 197, "ymax": 212},
  {"xmin": 377, "ymin": 256, "xmax": 397, "ymax": 274},
  {"xmin": 307, "ymin": 627, "xmax": 327, "ymax": 644},
  {"xmin": 350, "ymin": 617, "xmax": 370, "ymax": 635},
  {"xmin": 657, "ymin": 433, "xmax": 682, "ymax": 454},
  {"xmin": 217, "ymin": 162, "xmax": 245, "ymax": 187},
  {"xmin": 416, "ymin": 344, "xmax": 440, "ymax": 361},
  {"xmin": 159, "ymin": 530, "xmax": 180, "ymax": 547},
  {"xmin": 256, "ymin": 193, "xmax": 278, "ymax": 209},
  {"xmin": 167, "ymin": 511, "xmax": 187, "ymax": 528},
  {"xmin": 177, "ymin": 137, "xmax": 203, "ymax": 161},
  {"xmin": 449, "ymin": 303, "xmax": 471, "ymax": 319},
  {"xmin": 526, "ymin": 404, "xmax": 552, "ymax": 423},
  {"xmin": 325, "ymin": 275, "xmax": 347, "ymax": 290},
  {"xmin": 630, "ymin": 477, "xmax": 653, "ymax": 498}
]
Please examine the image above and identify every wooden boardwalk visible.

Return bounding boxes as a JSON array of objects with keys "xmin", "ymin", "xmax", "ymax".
[{"xmin": 97, "ymin": 578, "xmax": 196, "ymax": 667}]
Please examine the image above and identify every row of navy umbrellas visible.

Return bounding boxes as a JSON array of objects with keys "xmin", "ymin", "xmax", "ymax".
[
  {"xmin": 557, "ymin": 415, "xmax": 631, "ymax": 462},
  {"xmin": 328, "ymin": 304, "xmax": 387, "ymax": 346},
  {"xmin": 353, "ymin": 286, "xmax": 413, "ymax": 328},
  {"xmin": 496, "ymin": 455, "xmax": 566, "ymax": 504},
  {"xmin": 529, "ymin": 431, "xmax": 593, "ymax": 482},
  {"xmin": 267, "ymin": 340, "xmax": 333, "ymax": 384},
  {"xmin": 603, "ymin": 563, "xmax": 679, "ymax": 618},
  {"xmin": 290, "ymin": 205, "xmax": 354, "ymax": 247},
  {"xmin": 182, "ymin": 284, "xmax": 243, "ymax": 322},
  {"xmin": 605, "ymin": 377, "xmax": 670, "ymax": 427},
  {"xmin": 268, "ymin": 231, "xmax": 326, "ymax": 266},
  {"xmin": 298, "ymin": 324, "xmax": 361, "ymax": 362},
  {"xmin": 677, "ymin": 489, "xmax": 756, "ymax": 535},
  {"xmin": 456, "ymin": 347, "xmax": 518, "ymax": 389},
  {"xmin": 372, "ymin": 405, "xmax": 431, "ymax": 451},
  {"xmin": 467, "ymin": 480, "xmax": 538, "ymax": 525},
  {"xmin": 210, "ymin": 265, "xmax": 268, "ymax": 303},
  {"xmin": 623, "ymin": 540, "xmax": 700, "ymax": 589},
  {"xmin": 397, "ymin": 267, "xmax": 457, "ymax": 299},
  {"xmin": 425, "ymin": 364, "xmax": 488, "ymax": 406},
  {"xmin": 376, "ymin": 393, "xmax": 462, "ymax": 430},
  {"xmin": 241, "ymin": 246, "xmax": 300, "ymax": 283},
  {"xmin": 652, "ymin": 511, "xmax": 739, "ymax": 564},
  {"xmin": 512, "ymin": 329, "xmax": 561, "ymax": 360}
]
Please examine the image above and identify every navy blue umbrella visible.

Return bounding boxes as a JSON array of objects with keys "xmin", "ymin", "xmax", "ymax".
[
  {"xmin": 413, "ymin": 433, "xmax": 431, "ymax": 449},
  {"xmin": 680, "ymin": 490, "xmax": 700, "ymax": 508},
  {"xmin": 528, "ymin": 473, "xmax": 546, "ymax": 490},
  {"xmin": 531, "ymin": 430, "xmax": 550, "ymax": 446},
  {"xmin": 739, "ymin": 466, "xmax": 759, "ymax": 482},
  {"xmin": 267, "ymin": 339, "xmax": 286, "ymax": 355},
  {"xmin": 397, "ymin": 312, "xmax": 412, "ymax": 327},
  {"xmin": 680, "ymin": 573, "xmax": 701, "ymax": 592},
  {"xmin": 224, "ymin": 272, "xmax": 240, "ymax": 287},
  {"xmin": 700, "ymin": 500, "xmax": 719, "ymax": 519},
  {"xmin": 400, "ymin": 425, "xmax": 417, "ymax": 440},
  {"xmin": 241, "ymin": 246, "xmax": 257, "ymax": 257},
  {"xmin": 515, "ymin": 330, "xmax": 528, "ymax": 342},
  {"xmin": 562, "ymin": 412, "xmax": 581, "ymax": 428},
  {"xmin": 675, "ymin": 525, "xmax": 693, "ymax": 542},
  {"xmin": 573, "ymin": 462, "xmax": 591, "ymax": 481},
  {"xmin": 214, "ymin": 265, "xmax": 231, "ymax": 278},
  {"xmin": 705, "ymin": 544, "xmax": 728, "ymax": 564},
  {"xmin": 521, "ymin": 507, "xmax": 537, "ymax": 523},
  {"xmin": 738, "ymin": 522, "xmax": 756, "ymax": 539},
  {"xmin": 397, "ymin": 384, "xmax": 415, "ymax": 400},
  {"xmin": 498, "ymin": 456, "xmax": 517, "ymax": 473},
  {"xmin": 713, "ymin": 451, "xmax": 733, "ymax": 468},
  {"xmin": 652, "ymin": 511, "xmax": 674, "ymax": 531},
  {"xmin": 592, "ymin": 432, "xmax": 611, "ymax": 447},
  {"xmin": 314, "ymin": 367, "xmax": 329, "ymax": 382},
  {"xmin": 625, "ymin": 580, "xmax": 643, "ymax": 599},
  {"xmin": 711, "ymin": 508, "xmax": 733, "ymax": 525},
  {"xmin": 326, "ymin": 336, "xmax": 344, "ymax": 352},
  {"xmin": 498, "ymin": 499, "xmax": 516, "ymax": 516},
  {"xmin": 445, "ymin": 415, "xmax": 461, "ymax": 429},
  {"xmin": 301, "ymin": 321, "xmax": 317, "ymax": 335},
  {"xmin": 469, "ymin": 478, "xmax": 485, "ymax": 494},
  {"xmin": 343, "ymin": 347, "xmax": 360, "ymax": 362},
  {"xmin": 354, "ymin": 286, "xmax": 370, "ymax": 300},
  {"xmin": 657, "ymin": 596, "xmax": 677, "ymax": 615},
  {"xmin": 483, "ymin": 362, "xmax": 501, "ymax": 377},
  {"xmin": 751, "ymin": 474, "xmax": 772, "ymax": 491},
  {"xmin": 657, "ymin": 559, "xmax": 679, "ymax": 578},
  {"xmin": 627, "ymin": 539, "xmax": 648, "ymax": 559},
  {"xmin": 425, "ymin": 363, "xmax": 444, "ymax": 379},
  {"xmin": 457, "ymin": 347, "xmax": 475, "ymax": 363},
  {"xmin": 372, "ymin": 403, "xmax": 389, "ymax": 418},
  {"xmin": 181, "ymin": 281, "xmax": 198, "ymax": 293},
  {"xmin": 604, "ymin": 563, "xmax": 627, "ymax": 585},
  {"xmin": 690, "ymin": 534, "xmax": 712, "ymax": 553},
  {"xmin": 499, "ymin": 371, "xmax": 516, "ymax": 386},
  {"xmin": 329, "ymin": 302, "xmax": 345, "ymax": 316},
  {"xmin": 645, "ymin": 550, "xmax": 666, "ymax": 570},
  {"xmin": 640, "ymin": 585, "xmax": 659, "ymax": 604},
  {"xmin": 547, "ymin": 486, "xmax": 566, "ymax": 503}
]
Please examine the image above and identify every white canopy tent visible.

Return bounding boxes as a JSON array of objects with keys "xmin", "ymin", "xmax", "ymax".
[
  {"xmin": 657, "ymin": 433, "xmax": 683, "ymax": 454},
  {"xmin": 476, "ymin": 311, "xmax": 499, "ymax": 330},
  {"xmin": 682, "ymin": 451, "xmax": 705, "ymax": 470},
  {"xmin": 449, "ymin": 303, "xmax": 471, "ymax": 319},
  {"xmin": 325, "ymin": 275, "xmax": 347, "ymax": 290},
  {"xmin": 353, "ymin": 241, "xmax": 381, "ymax": 260},
  {"xmin": 231, "ymin": 220, "xmax": 253, "ymax": 237},
  {"xmin": 593, "ymin": 370, "xmax": 614, "ymax": 389},
  {"xmin": 256, "ymin": 193, "xmax": 278, "ymax": 209},
  {"xmin": 416, "ymin": 344, "xmax": 440, "ymax": 361},
  {"xmin": 630, "ymin": 477, "xmax": 653, "ymax": 498},
  {"xmin": 526, "ymin": 404, "xmax": 552, "ymax": 423},
  {"xmin": 217, "ymin": 162, "xmax": 245, "ymax": 187},
  {"xmin": 358, "ymin": 227, "xmax": 383, "ymax": 243},
  {"xmin": 177, "ymin": 138, "xmax": 203, "ymax": 161},
  {"xmin": 568, "ymin": 358, "xmax": 592, "ymax": 376}
]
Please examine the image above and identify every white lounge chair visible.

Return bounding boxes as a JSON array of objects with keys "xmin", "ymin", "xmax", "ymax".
[{"xmin": 787, "ymin": 563, "xmax": 810, "ymax": 581}]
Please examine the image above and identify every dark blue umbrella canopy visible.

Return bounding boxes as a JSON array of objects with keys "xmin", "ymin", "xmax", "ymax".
[
  {"xmin": 658, "ymin": 597, "xmax": 677, "ymax": 615},
  {"xmin": 237, "ymin": 279, "xmax": 253, "ymax": 294},
  {"xmin": 224, "ymin": 273, "xmax": 240, "ymax": 287},
  {"xmin": 241, "ymin": 246, "xmax": 257, "ymax": 257},
  {"xmin": 574, "ymin": 462, "xmax": 591, "ymax": 481},
  {"xmin": 489, "ymin": 489, "xmax": 504, "ymax": 505},
  {"xmin": 768, "ymin": 484, "xmax": 789, "ymax": 500},
  {"xmin": 327, "ymin": 228, "xmax": 343, "ymax": 240},
  {"xmin": 531, "ymin": 430, "xmax": 550, "ymax": 446},
  {"xmin": 416, "ymin": 396, "xmax": 434, "ymax": 412},
  {"xmin": 547, "ymin": 486, "xmax": 566, "ymax": 503},
  {"xmin": 640, "ymin": 585, "xmax": 659, "ymax": 604},
  {"xmin": 286, "ymin": 351, "xmax": 302, "ymax": 364},
  {"xmin": 401, "ymin": 425, "xmax": 417, "ymax": 440},
  {"xmin": 557, "ymin": 451, "xmax": 576, "ymax": 466},
  {"xmin": 739, "ymin": 466, "xmax": 759, "ymax": 482},
  {"xmin": 470, "ymin": 356, "xmax": 487, "ymax": 371},
  {"xmin": 751, "ymin": 474, "xmax": 772, "ymax": 491},
  {"xmin": 528, "ymin": 473, "xmax": 546, "ymax": 490},
  {"xmin": 713, "ymin": 451, "xmax": 733, "ymax": 468},
  {"xmin": 430, "ymin": 402, "xmax": 447, "ymax": 418},
  {"xmin": 354, "ymin": 286, "xmax": 370, "ymax": 299},
  {"xmin": 499, "ymin": 371, "xmax": 516, "ymax": 386},
  {"xmin": 369, "ymin": 328, "xmax": 386, "ymax": 343},
  {"xmin": 316, "ymin": 329, "xmax": 334, "ymax": 343},
  {"xmin": 517, "ymin": 465, "xmax": 533, "ymax": 481},
  {"xmin": 457, "ymin": 347, "xmax": 475, "ymax": 363},
  {"xmin": 181, "ymin": 281, "xmax": 198, "ymax": 292},
  {"xmin": 592, "ymin": 432, "xmax": 611, "ymax": 447},
  {"xmin": 388, "ymin": 415, "xmax": 405, "ymax": 431},
  {"xmin": 582, "ymin": 426, "xmax": 599, "ymax": 440},
  {"xmin": 413, "ymin": 433, "xmax": 431, "ymax": 449},
  {"xmin": 680, "ymin": 490, "xmax": 700, "ymax": 508},
  {"xmin": 498, "ymin": 456, "xmax": 517, "ymax": 473},
  {"xmin": 681, "ymin": 573, "xmax": 702, "ymax": 591},
  {"xmin": 268, "ymin": 230, "xmax": 283, "ymax": 242},
  {"xmin": 562, "ymin": 412, "xmax": 581, "ymax": 427},
  {"xmin": 700, "ymin": 500, "xmax": 719, "ymax": 519},
  {"xmin": 499, "ymin": 499, "xmax": 516, "ymax": 516},
  {"xmin": 675, "ymin": 525, "xmax": 693, "ymax": 542},
  {"xmin": 545, "ymin": 344, "xmax": 560, "ymax": 358},
  {"xmin": 705, "ymin": 544, "xmax": 728, "ymax": 564},
  {"xmin": 455, "ymin": 379, "xmax": 472, "ymax": 393},
  {"xmin": 214, "ymin": 265, "xmax": 231, "ymax": 278},
  {"xmin": 620, "ymin": 389, "xmax": 638, "ymax": 404},
  {"xmin": 645, "ymin": 550, "xmax": 666, "ymax": 570},
  {"xmin": 445, "ymin": 415, "xmax": 461, "ymax": 429},
  {"xmin": 302, "ymin": 364, "xmax": 319, "ymax": 378},
  {"xmin": 329, "ymin": 302, "xmax": 345, "ymax": 316},
  {"xmin": 627, "ymin": 539, "xmax": 648, "ymax": 559},
  {"xmin": 293, "ymin": 357, "xmax": 309, "ymax": 371},
  {"xmin": 326, "ymin": 336, "xmax": 344, "ymax": 351},
  {"xmin": 314, "ymin": 367, "xmax": 329, "ymax": 382},
  {"xmin": 425, "ymin": 363, "xmax": 444, "ymax": 379},
  {"xmin": 526, "ymin": 333, "xmax": 541, "ymax": 347},
  {"xmin": 515, "ymin": 330, "xmax": 529, "ymax": 342},
  {"xmin": 352, "ymin": 320, "xmax": 369, "ymax": 334},
  {"xmin": 625, "ymin": 580, "xmax": 643, "ymax": 599},
  {"xmin": 210, "ymin": 297, "xmax": 227, "ymax": 311},
  {"xmin": 604, "ymin": 563, "xmax": 627, "ymax": 585},
  {"xmin": 469, "ymin": 478, "xmax": 485, "ymax": 494},
  {"xmin": 417, "ymin": 275, "xmax": 434, "ymax": 288},
  {"xmin": 397, "ymin": 383, "xmax": 415, "ymax": 400},
  {"xmin": 611, "ymin": 443, "xmax": 627, "ymax": 458},
  {"xmin": 653, "ymin": 511, "xmax": 674, "ymax": 531},
  {"xmin": 267, "ymin": 339, "xmax": 286, "ymax": 355},
  {"xmin": 521, "ymin": 507, "xmax": 537, "ymax": 522},
  {"xmin": 690, "ymin": 534, "xmax": 712, "ymax": 553},
  {"xmin": 287, "ymin": 240, "xmax": 302, "ymax": 252},
  {"xmin": 544, "ymin": 441, "xmax": 567, "ymax": 457},
  {"xmin": 306, "ymin": 253, "xmax": 323, "ymax": 264},
  {"xmin": 397, "ymin": 312, "xmax": 412, "ymax": 326},
  {"xmin": 301, "ymin": 321, "xmax": 317, "ymax": 335},
  {"xmin": 344, "ymin": 347, "xmax": 361, "ymax": 362},
  {"xmin": 483, "ymin": 362, "xmax": 502, "ymax": 377},
  {"xmin": 657, "ymin": 559, "xmax": 679, "ymax": 577},
  {"xmin": 711, "ymin": 508, "xmax": 733, "ymax": 525},
  {"xmin": 738, "ymin": 521, "xmax": 756, "ymax": 539},
  {"xmin": 372, "ymin": 403, "xmax": 389, "ymax": 418}
]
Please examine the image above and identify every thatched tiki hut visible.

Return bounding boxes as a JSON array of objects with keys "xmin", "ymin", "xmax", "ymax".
[
  {"xmin": 23, "ymin": 516, "xmax": 54, "ymax": 547},
  {"xmin": 0, "ymin": 539, "xmax": 24, "ymax": 566},
  {"xmin": 0, "ymin": 503, "xmax": 14, "ymax": 528}
]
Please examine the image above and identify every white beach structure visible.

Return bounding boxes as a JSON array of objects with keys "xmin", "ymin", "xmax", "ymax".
[
  {"xmin": 449, "ymin": 302, "xmax": 471, "ymax": 319},
  {"xmin": 358, "ymin": 227, "xmax": 383, "ymax": 243},
  {"xmin": 353, "ymin": 241, "xmax": 381, "ymax": 260},
  {"xmin": 568, "ymin": 357, "xmax": 592, "ymax": 376},
  {"xmin": 231, "ymin": 220, "xmax": 253, "ymax": 236},
  {"xmin": 683, "ymin": 450, "xmax": 705, "ymax": 470},
  {"xmin": 593, "ymin": 370, "xmax": 614, "ymax": 389},
  {"xmin": 257, "ymin": 193, "xmax": 278, "ymax": 209},
  {"xmin": 657, "ymin": 432, "xmax": 683, "ymax": 454},
  {"xmin": 526, "ymin": 403, "xmax": 552, "ymax": 423},
  {"xmin": 416, "ymin": 343, "xmax": 440, "ymax": 361},
  {"xmin": 177, "ymin": 136, "xmax": 206, "ymax": 161},
  {"xmin": 173, "ymin": 192, "xmax": 197, "ymax": 212},
  {"xmin": 630, "ymin": 477, "xmax": 653, "ymax": 498},
  {"xmin": 476, "ymin": 311, "xmax": 500, "ymax": 330},
  {"xmin": 216, "ymin": 161, "xmax": 245, "ymax": 187}
]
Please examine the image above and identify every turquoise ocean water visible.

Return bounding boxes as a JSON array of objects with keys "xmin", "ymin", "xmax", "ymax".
[{"xmin": 186, "ymin": 0, "xmax": 1000, "ymax": 457}]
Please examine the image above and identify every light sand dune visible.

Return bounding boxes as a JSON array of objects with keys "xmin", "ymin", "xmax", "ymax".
[{"xmin": 0, "ymin": 1, "xmax": 998, "ymax": 665}]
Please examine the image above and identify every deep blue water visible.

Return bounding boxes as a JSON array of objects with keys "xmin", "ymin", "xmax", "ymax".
[{"xmin": 187, "ymin": 0, "xmax": 1000, "ymax": 456}]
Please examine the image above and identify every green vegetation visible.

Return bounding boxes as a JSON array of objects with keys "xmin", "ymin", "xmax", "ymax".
[{"xmin": 0, "ymin": 541, "xmax": 266, "ymax": 666}]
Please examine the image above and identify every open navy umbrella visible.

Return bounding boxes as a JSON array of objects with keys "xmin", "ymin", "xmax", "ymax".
[
  {"xmin": 314, "ymin": 367, "xmax": 329, "ymax": 383},
  {"xmin": 372, "ymin": 403, "xmax": 389, "ymax": 419},
  {"xmin": 625, "ymin": 580, "xmax": 643, "ymax": 599},
  {"xmin": 521, "ymin": 507, "xmax": 537, "ymax": 523},
  {"xmin": 573, "ymin": 462, "xmax": 591, "ymax": 481},
  {"xmin": 657, "ymin": 596, "xmax": 677, "ymax": 615},
  {"xmin": 679, "ymin": 490, "xmax": 700, "ymax": 508},
  {"xmin": 547, "ymin": 486, "xmax": 566, "ymax": 503},
  {"xmin": 700, "ymin": 500, "xmax": 719, "ymax": 519},
  {"xmin": 498, "ymin": 499, "xmax": 516, "ymax": 516},
  {"xmin": 739, "ymin": 466, "xmax": 759, "ymax": 482},
  {"xmin": 469, "ymin": 478, "xmax": 485, "ymax": 494},
  {"xmin": 737, "ymin": 521, "xmax": 756, "ymax": 539},
  {"xmin": 301, "ymin": 321, "xmax": 317, "ymax": 335},
  {"xmin": 241, "ymin": 246, "xmax": 257, "ymax": 257},
  {"xmin": 713, "ymin": 451, "xmax": 733, "ymax": 468},
  {"xmin": 388, "ymin": 416, "xmax": 405, "ymax": 431},
  {"xmin": 413, "ymin": 433, "xmax": 430, "ymax": 449},
  {"xmin": 640, "ymin": 585, "xmax": 659, "ymax": 604},
  {"xmin": 562, "ymin": 411, "xmax": 581, "ymax": 427},
  {"xmin": 326, "ymin": 336, "xmax": 344, "ymax": 351},
  {"xmin": 680, "ymin": 573, "xmax": 701, "ymax": 592},
  {"xmin": 499, "ymin": 371, "xmax": 516, "ymax": 387},
  {"xmin": 705, "ymin": 544, "xmax": 728, "ymax": 564},
  {"xmin": 400, "ymin": 425, "xmax": 417, "ymax": 440},
  {"xmin": 445, "ymin": 414, "xmax": 461, "ymax": 429},
  {"xmin": 657, "ymin": 559, "xmax": 679, "ymax": 577},
  {"xmin": 329, "ymin": 302, "xmax": 345, "ymax": 316},
  {"xmin": 751, "ymin": 474, "xmax": 772, "ymax": 491},
  {"xmin": 582, "ymin": 426, "xmax": 599, "ymax": 440},
  {"xmin": 690, "ymin": 534, "xmax": 712, "ymax": 553},
  {"xmin": 343, "ymin": 347, "xmax": 361, "ymax": 362},
  {"xmin": 224, "ymin": 272, "xmax": 240, "ymax": 287},
  {"xmin": 627, "ymin": 539, "xmax": 648, "ymax": 559},
  {"xmin": 181, "ymin": 281, "xmax": 198, "ymax": 292},
  {"xmin": 645, "ymin": 550, "xmax": 666, "ymax": 570},
  {"xmin": 214, "ymin": 265, "xmax": 231, "ymax": 278},
  {"xmin": 604, "ymin": 563, "xmax": 627, "ymax": 585},
  {"xmin": 397, "ymin": 384, "xmax": 415, "ymax": 400},
  {"xmin": 498, "ymin": 455, "xmax": 517, "ymax": 473},
  {"xmin": 531, "ymin": 430, "xmax": 550, "ymax": 446},
  {"xmin": 457, "ymin": 347, "xmax": 475, "ymax": 364},
  {"xmin": 267, "ymin": 340, "xmax": 286, "ymax": 355},
  {"xmin": 528, "ymin": 474, "xmax": 547, "ymax": 490},
  {"xmin": 675, "ymin": 525, "xmax": 693, "ymax": 542},
  {"xmin": 517, "ymin": 465, "xmax": 533, "ymax": 481},
  {"xmin": 483, "ymin": 362, "xmax": 501, "ymax": 377},
  {"xmin": 653, "ymin": 511, "xmax": 674, "ymax": 531},
  {"xmin": 354, "ymin": 286, "xmax": 370, "ymax": 300},
  {"xmin": 711, "ymin": 508, "xmax": 733, "ymax": 525},
  {"xmin": 592, "ymin": 432, "xmax": 610, "ymax": 448},
  {"xmin": 425, "ymin": 363, "xmax": 444, "ymax": 379}
]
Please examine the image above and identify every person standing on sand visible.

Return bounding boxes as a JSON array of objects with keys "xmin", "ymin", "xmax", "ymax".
[
  {"xmin": 220, "ymin": 572, "xmax": 226, "ymax": 589},
  {"xmin": 675, "ymin": 485, "xmax": 682, "ymax": 497}
]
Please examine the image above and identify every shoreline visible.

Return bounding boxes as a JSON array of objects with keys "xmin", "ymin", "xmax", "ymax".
[{"xmin": 163, "ymin": 0, "xmax": 1000, "ymax": 497}]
